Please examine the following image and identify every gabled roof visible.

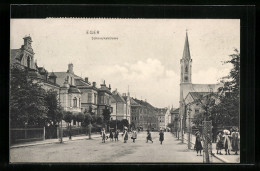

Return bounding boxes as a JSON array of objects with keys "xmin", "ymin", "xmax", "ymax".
[
  {"xmin": 130, "ymin": 98, "xmax": 141, "ymax": 106},
  {"xmin": 188, "ymin": 92, "xmax": 211, "ymax": 101},
  {"xmin": 112, "ymin": 93, "xmax": 126, "ymax": 103}
]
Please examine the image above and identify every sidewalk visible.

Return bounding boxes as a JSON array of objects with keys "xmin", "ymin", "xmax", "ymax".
[
  {"xmin": 181, "ymin": 133, "xmax": 240, "ymax": 163},
  {"xmin": 10, "ymin": 134, "xmax": 101, "ymax": 149}
]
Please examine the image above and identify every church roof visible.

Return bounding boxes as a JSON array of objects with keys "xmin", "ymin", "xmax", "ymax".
[
  {"xmin": 189, "ymin": 92, "xmax": 211, "ymax": 101},
  {"xmin": 182, "ymin": 32, "xmax": 191, "ymax": 60}
]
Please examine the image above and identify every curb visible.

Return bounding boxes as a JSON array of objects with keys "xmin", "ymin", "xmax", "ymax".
[{"xmin": 10, "ymin": 135, "xmax": 100, "ymax": 149}]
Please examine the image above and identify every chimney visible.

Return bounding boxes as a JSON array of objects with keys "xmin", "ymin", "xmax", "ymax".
[
  {"xmin": 85, "ymin": 77, "xmax": 88, "ymax": 83},
  {"xmin": 67, "ymin": 63, "xmax": 74, "ymax": 73},
  {"xmin": 109, "ymin": 84, "xmax": 111, "ymax": 90},
  {"xmin": 92, "ymin": 82, "xmax": 96, "ymax": 87}
]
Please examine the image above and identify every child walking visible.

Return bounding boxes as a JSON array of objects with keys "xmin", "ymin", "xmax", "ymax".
[{"xmin": 146, "ymin": 130, "xmax": 153, "ymax": 143}]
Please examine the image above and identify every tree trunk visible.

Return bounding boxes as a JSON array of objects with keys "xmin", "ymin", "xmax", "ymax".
[{"xmin": 88, "ymin": 124, "xmax": 92, "ymax": 139}]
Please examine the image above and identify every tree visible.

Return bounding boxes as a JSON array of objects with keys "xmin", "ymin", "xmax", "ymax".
[
  {"xmin": 63, "ymin": 111, "xmax": 73, "ymax": 139},
  {"xmin": 102, "ymin": 107, "xmax": 111, "ymax": 131},
  {"xmin": 82, "ymin": 110, "xmax": 93, "ymax": 139},
  {"xmin": 10, "ymin": 66, "xmax": 48, "ymax": 128},
  {"xmin": 215, "ymin": 49, "xmax": 240, "ymax": 127},
  {"xmin": 121, "ymin": 119, "xmax": 129, "ymax": 129},
  {"xmin": 75, "ymin": 112, "xmax": 85, "ymax": 127},
  {"xmin": 44, "ymin": 90, "xmax": 63, "ymax": 126}
]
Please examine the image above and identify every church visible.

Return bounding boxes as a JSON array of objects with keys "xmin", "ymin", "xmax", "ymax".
[{"xmin": 179, "ymin": 32, "xmax": 223, "ymax": 128}]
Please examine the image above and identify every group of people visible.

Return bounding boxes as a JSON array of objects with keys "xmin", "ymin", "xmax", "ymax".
[
  {"xmin": 100, "ymin": 127, "xmax": 165, "ymax": 144},
  {"xmin": 216, "ymin": 127, "xmax": 240, "ymax": 155},
  {"xmin": 193, "ymin": 127, "xmax": 240, "ymax": 156}
]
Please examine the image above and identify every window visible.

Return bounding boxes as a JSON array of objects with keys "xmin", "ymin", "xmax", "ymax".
[
  {"xmin": 94, "ymin": 93, "xmax": 97, "ymax": 104},
  {"xmin": 100, "ymin": 96, "xmax": 104, "ymax": 104},
  {"xmin": 88, "ymin": 93, "xmax": 92, "ymax": 103},
  {"xmin": 73, "ymin": 119, "xmax": 76, "ymax": 125},
  {"xmin": 73, "ymin": 97, "xmax": 77, "ymax": 107},
  {"xmin": 27, "ymin": 56, "xmax": 30, "ymax": 68},
  {"xmin": 185, "ymin": 65, "xmax": 188, "ymax": 73}
]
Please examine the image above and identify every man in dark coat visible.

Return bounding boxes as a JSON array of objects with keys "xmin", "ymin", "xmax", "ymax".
[{"xmin": 159, "ymin": 130, "xmax": 164, "ymax": 145}]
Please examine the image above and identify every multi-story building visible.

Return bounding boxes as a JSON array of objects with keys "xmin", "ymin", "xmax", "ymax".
[
  {"xmin": 97, "ymin": 80, "xmax": 113, "ymax": 116},
  {"xmin": 111, "ymin": 89, "xmax": 127, "ymax": 120},
  {"xmin": 130, "ymin": 98, "xmax": 158, "ymax": 131},
  {"xmin": 110, "ymin": 90, "xmax": 131, "ymax": 123}
]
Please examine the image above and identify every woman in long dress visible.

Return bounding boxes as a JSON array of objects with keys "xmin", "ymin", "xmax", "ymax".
[
  {"xmin": 216, "ymin": 131, "xmax": 223, "ymax": 155},
  {"xmin": 223, "ymin": 130, "xmax": 232, "ymax": 155},
  {"xmin": 194, "ymin": 131, "xmax": 203, "ymax": 156},
  {"xmin": 123, "ymin": 127, "xmax": 128, "ymax": 143},
  {"xmin": 231, "ymin": 127, "xmax": 240, "ymax": 155},
  {"xmin": 101, "ymin": 128, "xmax": 106, "ymax": 143}
]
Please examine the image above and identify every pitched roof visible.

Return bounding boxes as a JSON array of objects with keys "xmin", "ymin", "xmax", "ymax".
[
  {"xmin": 112, "ymin": 93, "xmax": 126, "ymax": 103},
  {"xmin": 171, "ymin": 108, "xmax": 179, "ymax": 114},
  {"xmin": 182, "ymin": 32, "xmax": 191, "ymax": 60},
  {"xmin": 189, "ymin": 92, "xmax": 211, "ymax": 101},
  {"xmin": 130, "ymin": 98, "xmax": 141, "ymax": 106}
]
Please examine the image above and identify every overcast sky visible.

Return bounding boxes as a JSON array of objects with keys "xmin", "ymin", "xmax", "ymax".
[{"xmin": 10, "ymin": 19, "xmax": 240, "ymax": 108}]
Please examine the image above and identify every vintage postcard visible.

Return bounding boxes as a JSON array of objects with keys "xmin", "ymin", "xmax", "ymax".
[{"xmin": 10, "ymin": 18, "xmax": 240, "ymax": 163}]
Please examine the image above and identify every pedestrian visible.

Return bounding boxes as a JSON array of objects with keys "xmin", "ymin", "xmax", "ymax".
[
  {"xmin": 223, "ymin": 129, "xmax": 232, "ymax": 155},
  {"xmin": 122, "ymin": 127, "xmax": 128, "ymax": 143},
  {"xmin": 216, "ymin": 131, "xmax": 223, "ymax": 155},
  {"xmin": 114, "ymin": 129, "xmax": 119, "ymax": 141},
  {"xmin": 101, "ymin": 128, "xmax": 106, "ymax": 143},
  {"xmin": 109, "ymin": 130, "xmax": 114, "ymax": 141},
  {"xmin": 159, "ymin": 130, "xmax": 164, "ymax": 145},
  {"xmin": 194, "ymin": 131, "xmax": 203, "ymax": 156},
  {"xmin": 146, "ymin": 130, "xmax": 153, "ymax": 143},
  {"xmin": 131, "ymin": 129, "xmax": 137, "ymax": 143},
  {"xmin": 231, "ymin": 127, "xmax": 240, "ymax": 155}
]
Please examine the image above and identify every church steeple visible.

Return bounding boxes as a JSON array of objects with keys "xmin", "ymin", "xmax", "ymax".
[
  {"xmin": 180, "ymin": 31, "xmax": 192, "ymax": 83},
  {"xmin": 182, "ymin": 31, "xmax": 191, "ymax": 60}
]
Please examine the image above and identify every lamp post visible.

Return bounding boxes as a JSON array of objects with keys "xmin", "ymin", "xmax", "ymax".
[
  {"xmin": 188, "ymin": 105, "xmax": 191, "ymax": 149},
  {"xmin": 181, "ymin": 115, "xmax": 184, "ymax": 143}
]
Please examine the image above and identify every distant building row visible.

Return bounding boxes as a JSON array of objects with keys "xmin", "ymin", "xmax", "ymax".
[{"xmin": 10, "ymin": 36, "xmax": 172, "ymax": 130}]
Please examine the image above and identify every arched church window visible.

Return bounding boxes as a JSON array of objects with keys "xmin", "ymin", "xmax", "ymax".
[
  {"xmin": 185, "ymin": 76, "xmax": 188, "ymax": 81},
  {"xmin": 185, "ymin": 65, "xmax": 188, "ymax": 73},
  {"xmin": 73, "ymin": 97, "xmax": 77, "ymax": 107},
  {"xmin": 27, "ymin": 56, "xmax": 31, "ymax": 68}
]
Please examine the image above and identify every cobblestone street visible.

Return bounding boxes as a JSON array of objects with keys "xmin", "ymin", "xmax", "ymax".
[{"xmin": 10, "ymin": 132, "xmax": 222, "ymax": 163}]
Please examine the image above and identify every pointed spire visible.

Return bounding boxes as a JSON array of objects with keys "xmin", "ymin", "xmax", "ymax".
[{"xmin": 182, "ymin": 31, "xmax": 191, "ymax": 60}]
